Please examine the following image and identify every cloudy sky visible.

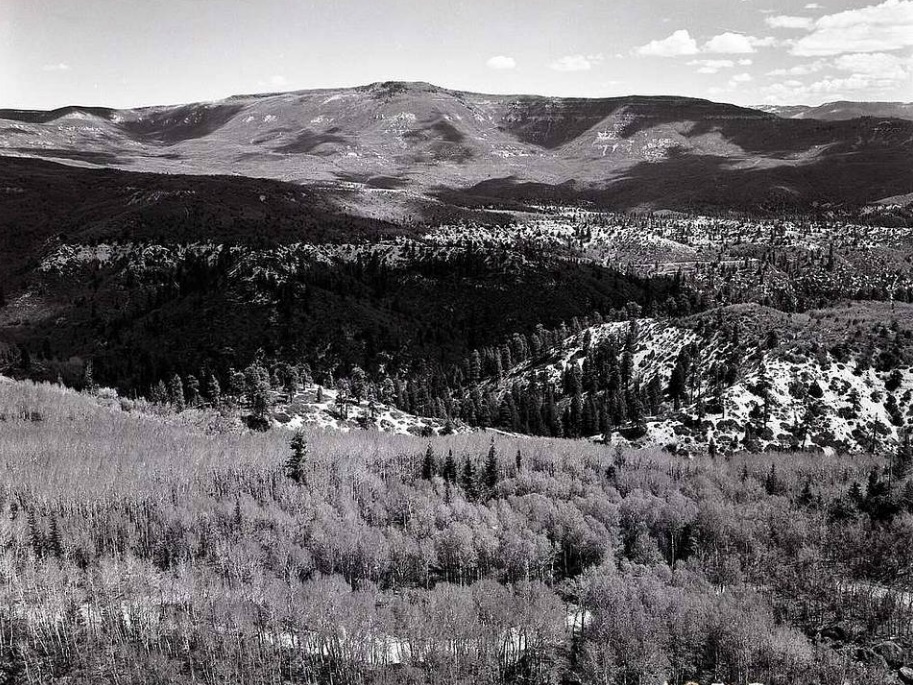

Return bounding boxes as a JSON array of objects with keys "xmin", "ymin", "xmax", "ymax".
[{"xmin": 2, "ymin": 0, "xmax": 911, "ymax": 109}]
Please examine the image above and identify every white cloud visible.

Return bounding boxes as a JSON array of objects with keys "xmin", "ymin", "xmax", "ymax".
[
  {"xmin": 703, "ymin": 32, "xmax": 777, "ymax": 54},
  {"xmin": 688, "ymin": 58, "xmax": 735, "ymax": 73},
  {"xmin": 833, "ymin": 51, "xmax": 912, "ymax": 79},
  {"xmin": 269, "ymin": 75, "xmax": 288, "ymax": 87},
  {"xmin": 729, "ymin": 72, "xmax": 754, "ymax": 87},
  {"xmin": 42, "ymin": 63, "xmax": 70, "ymax": 72},
  {"xmin": 767, "ymin": 59, "xmax": 828, "ymax": 76},
  {"xmin": 792, "ymin": 0, "xmax": 913, "ymax": 56},
  {"xmin": 761, "ymin": 71, "xmax": 904, "ymax": 103},
  {"xmin": 486, "ymin": 55, "xmax": 517, "ymax": 70},
  {"xmin": 807, "ymin": 74, "xmax": 889, "ymax": 94},
  {"xmin": 636, "ymin": 30, "xmax": 699, "ymax": 57},
  {"xmin": 805, "ymin": 3, "xmax": 822, "ymax": 8},
  {"xmin": 550, "ymin": 53, "xmax": 604, "ymax": 72},
  {"xmin": 765, "ymin": 15, "xmax": 815, "ymax": 29}
]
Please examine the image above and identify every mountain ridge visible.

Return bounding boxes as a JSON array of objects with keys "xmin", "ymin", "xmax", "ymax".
[{"xmin": 3, "ymin": 82, "xmax": 912, "ymax": 215}]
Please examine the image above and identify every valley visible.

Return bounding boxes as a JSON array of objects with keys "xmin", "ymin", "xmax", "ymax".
[{"xmin": 1, "ymin": 80, "xmax": 913, "ymax": 684}]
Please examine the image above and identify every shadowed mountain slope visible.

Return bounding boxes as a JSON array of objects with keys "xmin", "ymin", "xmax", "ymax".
[{"xmin": 2, "ymin": 82, "xmax": 912, "ymax": 213}]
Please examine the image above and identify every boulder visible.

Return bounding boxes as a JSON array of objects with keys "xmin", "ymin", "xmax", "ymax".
[
  {"xmin": 899, "ymin": 666, "xmax": 913, "ymax": 684},
  {"xmin": 875, "ymin": 641, "xmax": 905, "ymax": 668},
  {"xmin": 856, "ymin": 647, "xmax": 889, "ymax": 671}
]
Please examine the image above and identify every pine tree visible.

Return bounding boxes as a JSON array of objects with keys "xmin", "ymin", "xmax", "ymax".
[
  {"xmin": 484, "ymin": 439, "xmax": 499, "ymax": 491},
  {"xmin": 27, "ymin": 509, "xmax": 43, "ymax": 559},
  {"xmin": 765, "ymin": 464, "xmax": 781, "ymax": 495},
  {"xmin": 206, "ymin": 373, "xmax": 222, "ymax": 408},
  {"xmin": 233, "ymin": 498, "xmax": 243, "ymax": 529},
  {"xmin": 848, "ymin": 481, "xmax": 864, "ymax": 506},
  {"xmin": 515, "ymin": 448, "xmax": 523, "ymax": 473},
  {"xmin": 461, "ymin": 458, "xmax": 478, "ymax": 500},
  {"xmin": 250, "ymin": 380, "xmax": 271, "ymax": 425},
  {"xmin": 83, "ymin": 360, "xmax": 96, "ymax": 394},
  {"xmin": 896, "ymin": 431, "xmax": 913, "ymax": 480},
  {"xmin": 739, "ymin": 463, "xmax": 750, "ymax": 483},
  {"xmin": 151, "ymin": 380, "xmax": 168, "ymax": 404},
  {"xmin": 285, "ymin": 431, "xmax": 308, "ymax": 484},
  {"xmin": 796, "ymin": 480, "xmax": 814, "ymax": 508},
  {"xmin": 48, "ymin": 516, "xmax": 63, "ymax": 558},
  {"xmin": 469, "ymin": 350, "xmax": 482, "ymax": 385},
  {"xmin": 441, "ymin": 449, "xmax": 457, "ymax": 483},
  {"xmin": 421, "ymin": 443, "xmax": 437, "ymax": 480},
  {"xmin": 169, "ymin": 374, "xmax": 186, "ymax": 412},
  {"xmin": 186, "ymin": 375, "xmax": 202, "ymax": 407},
  {"xmin": 350, "ymin": 366, "xmax": 367, "ymax": 403}
]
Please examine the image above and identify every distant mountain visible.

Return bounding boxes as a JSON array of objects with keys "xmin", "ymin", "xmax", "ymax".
[
  {"xmin": 2, "ymin": 82, "xmax": 912, "ymax": 213},
  {"xmin": 757, "ymin": 101, "xmax": 913, "ymax": 122}
]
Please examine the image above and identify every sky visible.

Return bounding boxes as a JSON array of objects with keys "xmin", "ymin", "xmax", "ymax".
[{"xmin": 2, "ymin": 0, "xmax": 912, "ymax": 110}]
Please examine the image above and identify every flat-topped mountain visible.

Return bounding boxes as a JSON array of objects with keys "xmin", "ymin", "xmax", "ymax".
[{"xmin": 2, "ymin": 82, "xmax": 912, "ymax": 213}]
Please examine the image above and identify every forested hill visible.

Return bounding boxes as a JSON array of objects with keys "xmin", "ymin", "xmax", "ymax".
[{"xmin": 3, "ymin": 161, "xmax": 913, "ymax": 454}]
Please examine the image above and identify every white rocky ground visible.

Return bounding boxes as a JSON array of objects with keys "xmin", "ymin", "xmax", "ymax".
[
  {"xmin": 485, "ymin": 313, "xmax": 913, "ymax": 455},
  {"xmin": 272, "ymin": 384, "xmax": 461, "ymax": 436}
]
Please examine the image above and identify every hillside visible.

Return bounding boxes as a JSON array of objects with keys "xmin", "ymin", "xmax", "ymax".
[
  {"xmin": 0, "ymin": 376, "xmax": 910, "ymax": 684},
  {"xmin": 2, "ymin": 82, "xmax": 913, "ymax": 213},
  {"xmin": 475, "ymin": 302, "xmax": 913, "ymax": 455}
]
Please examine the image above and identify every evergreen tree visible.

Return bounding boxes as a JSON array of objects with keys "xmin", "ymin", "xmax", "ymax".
[
  {"xmin": 169, "ymin": 374, "xmax": 186, "ymax": 412},
  {"xmin": 285, "ymin": 431, "xmax": 308, "ymax": 484},
  {"xmin": 250, "ymin": 379, "xmax": 271, "ymax": 425},
  {"xmin": 848, "ymin": 481, "xmax": 864, "ymax": 506},
  {"xmin": 796, "ymin": 480, "xmax": 814, "ymax": 508},
  {"xmin": 350, "ymin": 366, "xmax": 367, "ymax": 403},
  {"xmin": 48, "ymin": 516, "xmax": 63, "ymax": 558},
  {"xmin": 27, "ymin": 508, "xmax": 43, "ymax": 559},
  {"xmin": 469, "ymin": 350, "xmax": 482, "ymax": 385},
  {"xmin": 443, "ymin": 449, "xmax": 458, "ymax": 483},
  {"xmin": 739, "ymin": 463, "xmax": 750, "ymax": 483},
  {"xmin": 83, "ymin": 360, "xmax": 96, "ymax": 394},
  {"xmin": 150, "ymin": 380, "xmax": 168, "ymax": 405},
  {"xmin": 765, "ymin": 464, "xmax": 782, "ymax": 495},
  {"xmin": 895, "ymin": 431, "xmax": 913, "ymax": 480},
  {"xmin": 206, "ymin": 373, "xmax": 222, "ymax": 408},
  {"xmin": 186, "ymin": 375, "xmax": 202, "ymax": 408},
  {"xmin": 421, "ymin": 443, "xmax": 437, "ymax": 480},
  {"xmin": 515, "ymin": 448, "xmax": 523, "ymax": 473},
  {"xmin": 461, "ymin": 458, "xmax": 478, "ymax": 500},
  {"xmin": 484, "ymin": 439, "xmax": 499, "ymax": 491}
]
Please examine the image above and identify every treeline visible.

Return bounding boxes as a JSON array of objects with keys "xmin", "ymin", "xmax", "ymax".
[{"xmin": 19, "ymin": 237, "xmax": 696, "ymax": 398}]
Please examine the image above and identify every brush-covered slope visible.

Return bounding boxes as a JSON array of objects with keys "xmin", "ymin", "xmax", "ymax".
[{"xmin": 2, "ymin": 82, "xmax": 912, "ymax": 212}]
